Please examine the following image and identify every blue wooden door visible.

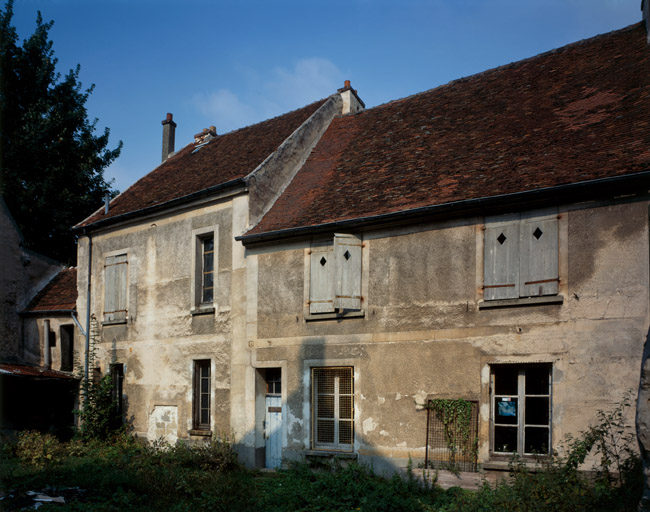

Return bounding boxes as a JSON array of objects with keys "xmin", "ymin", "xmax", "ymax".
[{"xmin": 265, "ymin": 395, "xmax": 282, "ymax": 468}]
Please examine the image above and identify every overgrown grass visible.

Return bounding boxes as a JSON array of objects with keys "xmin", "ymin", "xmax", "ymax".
[{"xmin": 0, "ymin": 396, "xmax": 643, "ymax": 511}]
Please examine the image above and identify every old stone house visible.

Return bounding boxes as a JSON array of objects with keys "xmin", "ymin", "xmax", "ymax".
[
  {"xmin": 0, "ymin": 197, "xmax": 79, "ymax": 436},
  {"xmin": 74, "ymin": 15, "xmax": 650, "ymax": 480}
]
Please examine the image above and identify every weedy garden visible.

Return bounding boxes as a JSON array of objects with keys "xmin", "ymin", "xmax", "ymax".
[{"xmin": 0, "ymin": 394, "xmax": 643, "ymax": 511}]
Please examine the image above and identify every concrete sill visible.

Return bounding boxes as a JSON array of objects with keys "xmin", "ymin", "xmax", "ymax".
[
  {"xmin": 191, "ymin": 306, "xmax": 215, "ymax": 316},
  {"xmin": 305, "ymin": 450, "xmax": 357, "ymax": 459},
  {"xmin": 305, "ymin": 310, "xmax": 365, "ymax": 322},
  {"xmin": 478, "ymin": 295, "xmax": 564, "ymax": 310},
  {"xmin": 483, "ymin": 459, "xmax": 548, "ymax": 472},
  {"xmin": 188, "ymin": 429, "xmax": 212, "ymax": 437},
  {"xmin": 101, "ymin": 319, "xmax": 127, "ymax": 326}
]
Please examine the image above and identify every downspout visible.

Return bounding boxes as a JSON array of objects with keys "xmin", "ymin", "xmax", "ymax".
[
  {"xmin": 43, "ymin": 319, "xmax": 51, "ymax": 369},
  {"xmin": 84, "ymin": 234, "xmax": 92, "ymax": 391}
]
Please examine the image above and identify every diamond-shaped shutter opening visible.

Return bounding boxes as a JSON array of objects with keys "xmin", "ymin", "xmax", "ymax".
[
  {"xmin": 344, "ymin": 250, "xmax": 351, "ymax": 260},
  {"xmin": 497, "ymin": 233, "xmax": 507, "ymax": 245},
  {"xmin": 320, "ymin": 257, "xmax": 327, "ymax": 266},
  {"xmin": 533, "ymin": 227, "xmax": 543, "ymax": 240}
]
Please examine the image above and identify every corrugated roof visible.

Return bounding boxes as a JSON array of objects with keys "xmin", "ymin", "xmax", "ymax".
[
  {"xmin": 76, "ymin": 99, "xmax": 327, "ymax": 229},
  {"xmin": 0, "ymin": 362, "xmax": 78, "ymax": 380},
  {"xmin": 23, "ymin": 268, "xmax": 77, "ymax": 313},
  {"xmin": 247, "ymin": 23, "xmax": 650, "ymax": 238}
]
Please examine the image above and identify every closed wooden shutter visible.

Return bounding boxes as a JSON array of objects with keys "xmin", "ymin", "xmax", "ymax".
[
  {"xmin": 334, "ymin": 233, "xmax": 362, "ymax": 311},
  {"xmin": 519, "ymin": 214, "xmax": 558, "ymax": 297},
  {"xmin": 309, "ymin": 242, "xmax": 334, "ymax": 313},
  {"xmin": 484, "ymin": 217, "xmax": 519, "ymax": 300},
  {"xmin": 104, "ymin": 254, "xmax": 127, "ymax": 322}
]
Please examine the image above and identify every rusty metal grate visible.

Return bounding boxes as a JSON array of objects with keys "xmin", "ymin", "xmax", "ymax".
[{"xmin": 425, "ymin": 400, "xmax": 479, "ymax": 473}]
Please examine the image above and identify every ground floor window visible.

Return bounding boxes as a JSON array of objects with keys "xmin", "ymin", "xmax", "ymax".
[
  {"xmin": 312, "ymin": 367, "xmax": 353, "ymax": 451},
  {"xmin": 491, "ymin": 363, "xmax": 551, "ymax": 456},
  {"xmin": 193, "ymin": 360, "xmax": 211, "ymax": 430}
]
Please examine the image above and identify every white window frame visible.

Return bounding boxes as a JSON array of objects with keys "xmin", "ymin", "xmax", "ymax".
[
  {"xmin": 483, "ymin": 210, "xmax": 559, "ymax": 302},
  {"xmin": 191, "ymin": 225, "xmax": 218, "ymax": 314},
  {"xmin": 311, "ymin": 366, "xmax": 354, "ymax": 452},
  {"xmin": 490, "ymin": 364, "xmax": 552, "ymax": 457},
  {"xmin": 103, "ymin": 250, "xmax": 129, "ymax": 324}
]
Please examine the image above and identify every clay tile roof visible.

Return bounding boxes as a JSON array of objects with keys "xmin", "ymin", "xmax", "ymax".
[
  {"xmin": 247, "ymin": 23, "xmax": 650, "ymax": 238},
  {"xmin": 0, "ymin": 362, "xmax": 79, "ymax": 380},
  {"xmin": 76, "ymin": 99, "xmax": 327, "ymax": 229},
  {"xmin": 24, "ymin": 268, "xmax": 77, "ymax": 313}
]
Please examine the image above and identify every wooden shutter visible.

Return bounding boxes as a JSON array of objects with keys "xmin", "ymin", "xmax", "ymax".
[
  {"xmin": 104, "ymin": 254, "xmax": 127, "ymax": 322},
  {"xmin": 484, "ymin": 216, "xmax": 519, "ymax": 300},
  {"xmin": 519, "ymin": 214, "xmax": 558, "ymax": 297},
  {"xmin": 309, "ymin": 242, "xmax": 334, "ymax": 313},
  {"xmin": 334, "ymin": 233, "xmax": 362, "ymax": 311}
]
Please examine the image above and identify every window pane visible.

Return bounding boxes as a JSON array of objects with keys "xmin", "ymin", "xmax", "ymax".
[
  {"xmin": 203, "ymin": 252, "xmax": 214, "ymax": 271},
  {"xmin": 317, "ymin": 370, "xmax": 335, "ymax": 394},
  {"xmin": 525, "ymin": 427, "xmax": 549, "ymax": 454},
  {"xmin": 203, "ymin": 272, "xmax": 213, "ymax": 289},
  {"xmin": 338, "ymin": 370, "xmax": 352, "ymax": 394},
  {"xmin": 525, "ymin": 366, "xmax": 549, "ymax": 395},
  {"xmin": 339, "ymin": 396, "xmax": 352, "ymax": 419},
  {"xmin": 525, "ymin": 397, "xmax": 549, "ymax": 425},
  {"xmin": 201, "ymin": 378, "xmax": 209, "ymax": 394},
  {"xmin": 201, "ymin": 395, "xmax": 209, "ymax": 409},
  {"xmin": 339, "ymin": 420, "xmax": 353, "ymax": 445},
  {"xmin": 202, "ymin": 288, "xmax": 213, "ymax": 304},
  {"xmin": 495, "ymin": 397, "xmax": 518, "ymax": 425},
  {"xmin": 203, "ymin": 237, "xmax": 214, "ymax": 252},
  {"xmin": 494, "ymin": 366, "xmax": 518, "ymax": 395},
  {"xmin": 201, "ymin": 409, "xmax": 209, "ymax": 426},
  {"xmin": 494, "ymin": 426, "xmax": 518, "ymax": 453},
  {"xmin": 318, "ymin": 396, "xmax": 334, "ymax": 418},
  {"xmin": 317, "ymin": 420, "xmax": 335, "ymax": 443}
]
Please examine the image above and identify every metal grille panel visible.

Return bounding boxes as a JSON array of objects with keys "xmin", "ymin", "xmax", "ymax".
[{"xmin": 425, "ymin": 400, "xmax": 479, "ymax": 473}]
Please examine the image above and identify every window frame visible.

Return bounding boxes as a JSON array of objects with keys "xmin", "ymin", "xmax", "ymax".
[
  {"xmin": 193, "ymin": 359, "xmax": 211, "ymax": 431},
  {"xmin": 311, "ymin": 366, "xmax": 354, "ymax": 452},
  {"xmin": 103, "ymin": 251, "xmax": 129, "ymax": 325},
  {"xmin": 191, "ymin": 225, "xmax": 218, "ymax": 314},
  {"xmin": 490, "ymin": 363, "xmax": 552, "ymax": 458}
]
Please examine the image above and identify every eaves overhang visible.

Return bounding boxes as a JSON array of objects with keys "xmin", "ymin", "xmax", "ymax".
[
  {"xmin": 20, "ymin": 308, "xmax": 76, "ymax": 317},
  {"xmin": 74, "ymin": 178, "xmax": 247, "ymax": 235},
  {"xmin": 238, "ymin": 170, "xmax": 650, "ymax": 247}
]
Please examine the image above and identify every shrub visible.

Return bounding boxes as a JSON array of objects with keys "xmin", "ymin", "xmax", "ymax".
[{"xmin": 13, "ymin": 430, "xmax": 64, "ymax": 467}]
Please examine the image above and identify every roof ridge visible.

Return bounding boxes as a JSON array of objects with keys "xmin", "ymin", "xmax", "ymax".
[{"xmin": 365, "ymin": 22, "xmax": 644, "ymax": 115}]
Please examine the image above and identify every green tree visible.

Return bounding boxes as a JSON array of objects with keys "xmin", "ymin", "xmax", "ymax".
[{"xmin": 0, "ymin": 0, "xmax": 121, "ymax": 263}]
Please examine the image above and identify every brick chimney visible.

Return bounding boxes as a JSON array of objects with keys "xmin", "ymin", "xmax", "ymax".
[
  {"xmin": 194, "ymin": 126, "xmax": 217, "ymax": 144},
  {"xmin": 338, "ymin": 80, "xmax": 365, "ymax": 115},
  {"xmin": 161, "ymin": 113, "xmax": 177, "ymax": 162}
]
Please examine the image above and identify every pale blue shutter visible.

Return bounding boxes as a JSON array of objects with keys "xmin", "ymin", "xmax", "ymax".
[
  {"xmin": 310, "ymin": 242, "xmax": 334, "ymax": 313},
  {"xmin": 519, "ymin": 214, "xmax": 558, "ymax": 297},
  {"xmin": 484, "ymin": 216, "xmax": 519, "ymax": 300},
  {"xmin": 104, "ymin": 254, "xmax": 127, "ymax": 322},
  {"xmin": 334, "ymin": 233, "xmax": 362, "ymax": 311}
]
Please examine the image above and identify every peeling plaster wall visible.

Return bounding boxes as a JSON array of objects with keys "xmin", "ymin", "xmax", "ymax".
[
  {"xmin": 77, "ymin": 200, "xmax": 236, "ymax": 441},
  {"xmin": 248, "ymin": 199, "xmax": 649, "ymax": 470}
]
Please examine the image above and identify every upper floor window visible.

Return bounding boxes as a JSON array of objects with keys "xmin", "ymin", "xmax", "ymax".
[
  {"xmin": 309, "ymin": 234, "xmax": 363, "ymax": 315},
  {"xmin": 201, "ymin": 235, "xmax": 214, "ymax": 304},
  {"xmin": 484, "ymin": 211, "xmax": 558, "ymax": 301},
  {"xmin": 104, "ymin": 253, "xmax": 128, "ymax": 323},
  {"xmin": 191, "ymin": 226, "xmax": 218, "ymax": 313}
]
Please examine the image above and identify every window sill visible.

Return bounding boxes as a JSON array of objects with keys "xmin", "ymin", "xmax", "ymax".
[
  {"xmin": 188, "ymin": 429, "xmax": 212, "ymax": 437},
  {"xmin": 191, "ymin": 306, "xmax": 215, "ymax": 316},
  {"xmin": 483, "ymin": 458, "xmax": 548, "ymax": 472},
  {"xmin": 478, "ymin": 295, "xmax": 563, "ymax": 310},
  {"xmin": 305, "ymin": 449, "xmax": 357, "ymax": 459},
  {"xmin": 305, "ymin": 310, "xmax": 365, "ymax": 322},
  {"xmin": 102, "ymin": 319, "xmax": 127, "ymax": 326}
]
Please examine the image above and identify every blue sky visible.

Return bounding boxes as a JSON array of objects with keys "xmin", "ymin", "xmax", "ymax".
[{"xmin": 11, "ymin": 0, "xmax": 641, "ymax": 192}]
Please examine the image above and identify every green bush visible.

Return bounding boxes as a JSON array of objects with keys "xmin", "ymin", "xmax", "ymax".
[{"xmin": 13, "ymin": 430, "xmax": 64, "ymax": 467}]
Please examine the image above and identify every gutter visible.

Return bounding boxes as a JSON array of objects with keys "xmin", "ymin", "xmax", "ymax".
[
  {"xmin": 237, "ymin": 170, "xmax": 650, "ymax": 246},
  {"xmin": 74, "ymin": 177, "xmax": 246, "ymax": 235}
]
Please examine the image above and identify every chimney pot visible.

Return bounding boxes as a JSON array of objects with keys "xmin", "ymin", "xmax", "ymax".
[{"xmin": 344, "ymin": 80, "xmax": 351, "ymax": 88}]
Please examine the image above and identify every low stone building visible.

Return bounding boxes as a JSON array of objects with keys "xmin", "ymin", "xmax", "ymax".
[{"xmin": 74, "ymin": 13, "xmax": 650, "ymax": 485}]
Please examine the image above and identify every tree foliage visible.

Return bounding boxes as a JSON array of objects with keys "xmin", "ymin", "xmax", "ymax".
[{"xmin": 0, "ymin": 0, "xmax": 121, "ymax": 263}]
